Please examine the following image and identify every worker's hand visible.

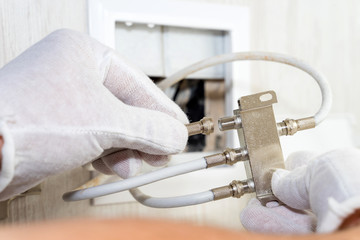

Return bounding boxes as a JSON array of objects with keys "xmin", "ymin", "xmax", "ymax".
[
  {"xmin": 241, "ymin": 149, "xmax": 360, "ymax": 234},
  {"xmin": 0, "ymin": 29, "xmax": 188, "ymax": 200},
  {"xmin": 240, "ymin": 151, "xmax": 317, "ymax": 234}
]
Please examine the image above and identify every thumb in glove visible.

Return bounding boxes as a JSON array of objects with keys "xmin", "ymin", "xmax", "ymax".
[
  {"xmin": 240, "ymin": 151, "xmax": 318, "ymax": 234},
  {"xmin": 272, "ymin": 149, "xmax": 360, "ymax": 233}
]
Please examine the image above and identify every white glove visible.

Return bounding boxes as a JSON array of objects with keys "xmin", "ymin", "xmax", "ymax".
[
  {"xmin": 240, "ymin": 198, "xmax": 316, "ymax": 234},
  {"xmin": 240, "ymin": 151, "xmax": 317, "ymax": 234},
  {"xmin": 0, "ymin": 29, "xmax": 188, "ymax": 201},
  {"xmin": 241, "ymin": 149, "xmax": 360, "ymax": 233}
]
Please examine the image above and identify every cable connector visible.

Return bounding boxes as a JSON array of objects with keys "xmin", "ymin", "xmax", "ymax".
[
  {"xmin": 186, "ymin": 117, "xmax": 214, "ymax": 136},
  {"xmin": 204, "ymin": 147, "xmax": 248, "ymax": 168},
  {"xmin": 277, "ymin": 117, "xmax": 315, "ymax": 136},
  {"xmin": 223, "ymin": 148, "xmax": 249, "ymax": 166},
  {"xmin": 211, "ymin": 179, "xmax": 254, "ymax": 201},
  {"xmin": 218, "ymin": 115, "xmax": 242, "ymax": 131}
]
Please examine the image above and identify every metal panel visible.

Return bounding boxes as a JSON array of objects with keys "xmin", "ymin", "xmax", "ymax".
[{"xmin": 237, "ymin": 91, "xmax": 285, "ymax": 204}]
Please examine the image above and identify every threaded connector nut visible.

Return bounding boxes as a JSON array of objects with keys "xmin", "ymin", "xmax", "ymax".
[
  {"xmin": 211, "ymin": 179, "xmax": 255, "ymax": 201},
  {"xmin": 205, "ymin": 147, "xmax": 249, "ymax": 168},
  {"xmin": 223, "ymin": 148, "xmax": 249, "ymax": 165},
  {"xmin": 277, "ymin": 117, "xmax": 315, "ymax": 136},
  {"xmin": 230, "ymin": 179, "xmax": 255, "ymax": 198},
  {"xmin": 186, "ymin": 117, "xmax": 214, "ymax": 136}
]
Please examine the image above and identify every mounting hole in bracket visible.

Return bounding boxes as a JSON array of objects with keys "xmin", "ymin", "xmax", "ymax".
[{"xmin": 259, "ymin": 93, "xmax": 273, "ymax": 102}]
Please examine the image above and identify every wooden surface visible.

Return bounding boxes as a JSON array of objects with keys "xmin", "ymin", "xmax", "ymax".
[{"xmin": 0, "ymin": 0, "xmax": 359, "ymax": 231}]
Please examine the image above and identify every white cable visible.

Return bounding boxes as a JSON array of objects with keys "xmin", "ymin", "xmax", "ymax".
[
  {"xmin": 63, "ymin": 157, "xmax": 207, "ymax": 201},
  {"xmin": 129, "ymin": 188, "xmax": 214, "ymax": 208},
  {"xmin": 64, "ymin": 51, "xmax": 331, "ymax": 207},
  {"xmin": 157, "ymin": 52, "xmax": 332, "ymax": 125}
]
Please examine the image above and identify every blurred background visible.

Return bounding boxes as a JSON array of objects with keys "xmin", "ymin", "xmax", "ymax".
[{"xmin": 0, "ymin": 0, "xmax": 359, "ymax": 231}]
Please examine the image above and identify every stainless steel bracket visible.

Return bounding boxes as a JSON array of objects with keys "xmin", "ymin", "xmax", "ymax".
[{"xmin": 219, "ymin": 90, "xmax": 285, "ymax": 205}]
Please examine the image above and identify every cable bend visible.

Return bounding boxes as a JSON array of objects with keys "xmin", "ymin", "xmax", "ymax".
[
  {"xmin": 157, "ymin": 52, "xmax": 332, "ymax": 125},
  {"xmin": 63, "ymin": 52, "xmax": 332, "ymax": 206},
  {"xmin": 63, "ymin": 157, "xmax": 207, "ymax": 202},
  {"xmin": 130, "ymin": 188, "xmax": 214, "ymax": 208}
]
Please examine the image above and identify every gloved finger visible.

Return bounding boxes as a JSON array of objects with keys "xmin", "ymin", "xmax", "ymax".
[
  {"xmin": 272, "ymin": 166, "xmax": 310, "ymax": 210},
  {"xmin": 82, "ymin": 32, "xmax": 188, "ymax": 124},
  {"xmin": 92, "ymin": 150, "xmax": 170, "ymax": 178},
  {"xmin": 52, "ymin": 29, "xmax": 188, "ymax": 124},
  {"xmin": 285, "ymin": 151, "xmax": 318, "ymax": 170},
  {"xmin": 272, "ymin": 151, "xmax": 318, "ymax": 208},
  {"xmin": 97, "ymin": 101, "xmax": 188, "ymax": 156},
  {"xmin": 104, "ymin": 56, "xmax": 188, "ymax": 124},
  {"xmin": 138, "ymin": 152, "xmax": 170, "ymax": 167},
  {"xmin": 240, "ymin": 198, "xmax": 315, "ymax": 234},
  {"xmin": 92, "ymin": 158, "xmax": 114, "ymax": 175},
  {"xmin": 100, "ymin": 150, "xmax": 143, "ymax": 179}
]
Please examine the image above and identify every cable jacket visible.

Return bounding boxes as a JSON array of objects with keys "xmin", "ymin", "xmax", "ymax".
[
  {"xmin": 63, "ymin": 158, "xmax": 207, "ymax": 201},
  {"xmin": 157, "ymin": 52, "xmax": 332, "ymax": 125},
  {"xmin": 130, "ymin": 188, "xmax": 214, "ymax": 208}
]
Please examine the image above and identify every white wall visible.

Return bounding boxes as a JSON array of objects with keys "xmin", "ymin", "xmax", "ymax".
[
  {"xmin": 1, "ymin": 0, "xmax": 359, "ymax": 230},
  {"xmin": 199, "ymin": 0, "xmax": 360, "ymax": 144},
  {"xmin": 0, "ymin": 0, "xmax": 87, "ymax": 67}
]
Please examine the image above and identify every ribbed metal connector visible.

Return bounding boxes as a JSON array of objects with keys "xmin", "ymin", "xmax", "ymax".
[
  {"xmin": 186, "ymin": 117, "xmax": 214, "ymax": 136},
  {"xmin": 230, "ymin": 179, "xmax": 255, "ymax": 198},
  {"xmin": 211, "ymin": 179, "xmax": 255, "ymax": 201},
  {"xmin": 204, "ymin": 147, "xmax": 249, "ymax": 168},
  {"xmin": 277, "ymin": 117, "xmax": 316, "ymax": 136},
  {"xmin": 223, "ymin": 147, "xmax": 249, "ymax": 166}
]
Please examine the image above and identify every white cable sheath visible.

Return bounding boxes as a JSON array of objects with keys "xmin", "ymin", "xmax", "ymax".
[
  {"xmin": 63, "ymin": 157, "xmax": 207, "ymax": 201},
  {"xmin": 64, "ymin": 51, "xmax": 332, "ymax": 207},
  {"xmin": 129, "ymin": 188, "xmax": 214, "ymax": 208},
  {"xmin": 157, "ymin": 52, "xmax": 332, "ymax": 125}
]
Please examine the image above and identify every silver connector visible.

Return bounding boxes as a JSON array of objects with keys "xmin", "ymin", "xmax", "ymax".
[
  {"xmin": 218, "ymin": 115, "xmax": 242, "ymax": 131},
  {"xmin": 230, "ymin": 179, "xmax": 255, "ymax": 198},
  {"xmin": 277, "ymin": 117, "xmax": 316, "ymax": 136},
  {"xmin": 186, "ymin": 117, "xmax": 214, "ymax": 136},
  {"xmin": 223, "ymin": 148, "xmax": 249, "ymax": 166},
  {"xmin": 204, "ymin": 147, "xmax": 249, "ymax": 168},
  {"xmin": 211, "ymin": 179, "xmax": 255, "ymax": 201}
]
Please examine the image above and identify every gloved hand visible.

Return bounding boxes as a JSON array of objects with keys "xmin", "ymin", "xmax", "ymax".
[
  {"xmin": 241, "ymin": 149, "xmax": 360, "ymax": 234},
  {"xmin": 0, "ymin": 29, "xmax": 188, "ymax": 201}
]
